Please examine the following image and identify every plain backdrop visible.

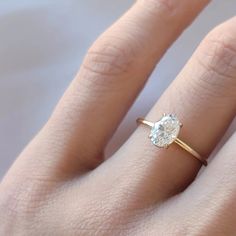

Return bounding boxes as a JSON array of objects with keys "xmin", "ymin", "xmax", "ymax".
[{"xmin": 0, "ymin": 0, "xmax": 235, "ymax": 178}]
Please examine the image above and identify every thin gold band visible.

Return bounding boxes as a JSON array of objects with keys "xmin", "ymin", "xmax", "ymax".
[{"xmin": 137, "ymin": 118, "xmax": 207, "ymax": 166}]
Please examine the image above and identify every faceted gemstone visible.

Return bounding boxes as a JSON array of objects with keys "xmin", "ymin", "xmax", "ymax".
[{"xmin": 149, "ymin": 114, "xmax": 181, "ymax": 148}]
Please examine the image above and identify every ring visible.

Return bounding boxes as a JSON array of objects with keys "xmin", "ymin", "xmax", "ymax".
[{"xmin": 136, "ymin": 114, "xmax": 207, "ymax": 166}]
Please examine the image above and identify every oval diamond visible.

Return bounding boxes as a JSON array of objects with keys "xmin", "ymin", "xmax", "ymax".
[{"xmin": 149, "ymin": 114, "xmax": 181, "ymax": 148}]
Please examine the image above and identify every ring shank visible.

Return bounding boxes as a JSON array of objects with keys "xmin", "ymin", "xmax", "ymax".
[
  {"xmin": 174, "ymin": 138, "xmax": 207, "ymax": 166},
  {"xmin": 136, "ymin": 118, "xmax": 207, "ymax": 166},
  {"xmin": 137, "ymin": 118, "xmax": 154, "ymax": 128}
]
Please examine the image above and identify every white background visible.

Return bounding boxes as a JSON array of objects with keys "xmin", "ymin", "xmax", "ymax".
[{"xmin": 0, "ymin": 0, "xmax": 235, "ymax": 178}]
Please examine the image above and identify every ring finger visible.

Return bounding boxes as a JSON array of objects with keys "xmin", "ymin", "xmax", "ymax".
[{"xmin": 95, "ymin": 17, "xmax": 236, "ymax": 206}]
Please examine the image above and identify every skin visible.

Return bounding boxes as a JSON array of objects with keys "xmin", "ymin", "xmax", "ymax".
[{"xmin": 1, "ymin": 0, "xmax": 236, "ymax": 235}]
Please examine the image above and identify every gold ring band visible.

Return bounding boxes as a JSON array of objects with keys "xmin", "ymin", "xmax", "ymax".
[{"xmin": 136, "ymin": 115, "xmax": 207, "ymax": 166}]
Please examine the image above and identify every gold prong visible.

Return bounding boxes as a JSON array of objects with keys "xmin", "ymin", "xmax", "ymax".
[{"xmin": 164, "ymin": 144, "xmax": 169, "ymax": 149}]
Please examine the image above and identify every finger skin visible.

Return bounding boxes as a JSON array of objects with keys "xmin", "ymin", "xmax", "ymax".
[
  {"xmin": 181, "ymin": 132, "xmax": 236, "ymax": 236},
  {"xmin": 139, "ymin": 132, "xmax": 236, "ymax": 236},
  {"xmin": 2, "ymin": 0, "xmax": 210, "ymax": 181},
  {"xmin": 95, "ymin": 16, "xmax": 236, "ymax": 209}
]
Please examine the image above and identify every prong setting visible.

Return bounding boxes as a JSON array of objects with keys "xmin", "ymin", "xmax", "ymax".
[
  {"xmin": 149, "ymin": 114, "xmax": 181, "ymax": 148},
  {"xmin": 164, "ymin": 144, "xmax": 169, "ymax": 149}
]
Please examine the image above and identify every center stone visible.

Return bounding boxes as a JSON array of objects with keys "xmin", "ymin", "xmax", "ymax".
[{"xmin": 149, "ymin": 114, "xmax": 181, "ymax": 148}]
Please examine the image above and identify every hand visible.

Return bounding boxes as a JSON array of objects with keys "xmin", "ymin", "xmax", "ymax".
[{"xmin": 1, "ymin": 0, "xmax": 236, "ymax": 235}]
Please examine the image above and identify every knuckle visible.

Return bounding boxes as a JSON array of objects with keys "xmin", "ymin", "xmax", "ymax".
[
  {"xmin": 81, "ymin": 36, "xmax": 136, "ymax": 86},
  {"xmin": 0, "ymin": 175, "xmax": 55, "ymax": 222},
  {"xmin": 196, "ymin": 24, "xmax": 236, "ymax": 92},
  {"xmin": 0, "ymin": 180, "xmax": 31, "ymax": 233},
  {"xmin": 0, "ymin": 175, "xmax": 60, "ymax": 235}
]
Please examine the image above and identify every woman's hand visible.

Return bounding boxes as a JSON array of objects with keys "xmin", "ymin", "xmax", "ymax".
[{"xmin": 1, "ymin": 0, "xmax": 236, "ymax": 235}]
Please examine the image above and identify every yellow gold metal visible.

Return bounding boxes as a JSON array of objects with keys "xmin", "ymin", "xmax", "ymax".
[
  {"xmin": 136, "ymin": 118, "xmax": 154, "ymax": 128},
  {"xmin": 174, "ymin": 138, "xmax": 207, "ymax": 166},
  {"xmin": 136, "ymin": 118, "xmax": 207, "ymax": 166}
]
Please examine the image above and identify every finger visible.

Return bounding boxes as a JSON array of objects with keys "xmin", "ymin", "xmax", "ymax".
[
  {"xmin": 95, "ymin": 17, "xmax": 236, "ymax": 206},
  {"xmin": 153, "ymin": 131, "xmax": 236, "ymax": 235},
  {"xmin": 6, "ymin": 0, "xmax": 210, "ymax": 179}
]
